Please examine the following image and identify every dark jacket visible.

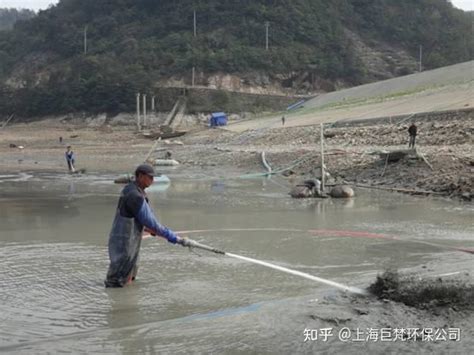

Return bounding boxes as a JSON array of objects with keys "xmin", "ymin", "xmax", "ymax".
[
  {"xmin": 408, "ymin": 124, "xmax": 417, "ymax": 136},
  {"xmin": 105, "ymin": 182, "xmax": 177, "ymax": 287}
]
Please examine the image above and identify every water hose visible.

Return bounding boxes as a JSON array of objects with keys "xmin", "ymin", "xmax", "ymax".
[{"xmin": 177, "ymin": 237, "xmax": 367, "ymax": 296}]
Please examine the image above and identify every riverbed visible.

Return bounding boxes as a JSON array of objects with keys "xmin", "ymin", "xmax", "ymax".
[{"xmin": 0, "ymin": 172, "xmax": 472, "ymax": 353}]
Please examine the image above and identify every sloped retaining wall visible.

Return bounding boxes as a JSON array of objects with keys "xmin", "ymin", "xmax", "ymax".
[{"xmin": 152, "ymin": 87, "xmax": 307, "ymax": 114}]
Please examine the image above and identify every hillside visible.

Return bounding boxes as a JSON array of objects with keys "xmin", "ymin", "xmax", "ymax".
[
  {"xmin": 0, "ymin": 8, "xmax": 35, "ymax": 31},
  {"xmin": 0, "ymin": 0, "xmax": 472, "ymax": 118},
  {"xmin": 227, "ymin": 60, "xmax": 474, "ymax": 132}
]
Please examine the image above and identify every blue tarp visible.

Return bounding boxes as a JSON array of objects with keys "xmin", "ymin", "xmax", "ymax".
[{"xmin": 210, "ymin": 112, "xmax": 228, "ymax": 127}]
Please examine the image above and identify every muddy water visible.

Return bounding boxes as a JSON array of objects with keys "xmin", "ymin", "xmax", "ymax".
[{"xmin": 0, "ymin": 173, "xmax": 473, "ymax": 353}]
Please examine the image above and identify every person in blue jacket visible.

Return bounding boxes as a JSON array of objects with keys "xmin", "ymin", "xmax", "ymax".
[
  {"xmin": 65, "ymin": 146, "xmax": 75, "ymax": 172},
  {"xmin": 105, "ymin": 164, "xmax": 189, "ymax": 287}
]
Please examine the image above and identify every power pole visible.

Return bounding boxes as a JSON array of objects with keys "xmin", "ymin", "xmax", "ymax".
[
  {"xmin": 142, "ymin": 94, "xmax": 147, "ymax": 127},
  {"xmin": 192, "ymin": 10, "xmax": 196, "ymax": 87},
  {"xmin": 151, "ymin": 96, "xmax": 156, "ymax": 112},
  {"xmin": 136, "ymin": 93, "xmax": 141, "ymax": 131},
  {"xmin": 419, "ymin": 44, "xmax": 423, "ymax": 72},
  {"xmin": 320, "ymin": 123, "xmax": 325, "ymax": 193},
  {"xmin": 84, "ymin": 25, "xmax": 88, "ymax": 55},
  {"xmin": 265, "ymin": 21, "xmax": 270, "ymax": 50}
]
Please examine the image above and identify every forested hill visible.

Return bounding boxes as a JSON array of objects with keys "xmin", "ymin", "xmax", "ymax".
[
  {"xmin": 0, "ymin": 0, "xmax": 472, "ymax": 117},
  {"xmin": 0, "ymin": 8, "xmax": 35, "ymax": 31}
]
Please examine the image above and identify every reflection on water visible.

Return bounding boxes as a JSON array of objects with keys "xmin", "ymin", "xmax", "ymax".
[{"xmin": 0, "ymin": 172, "xmax": 473, "ymax": 353}]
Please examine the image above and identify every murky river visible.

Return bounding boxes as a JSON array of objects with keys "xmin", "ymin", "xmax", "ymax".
[{"xmin": 0, "ymin": 172, "xmax": 473, "ymax": 353}]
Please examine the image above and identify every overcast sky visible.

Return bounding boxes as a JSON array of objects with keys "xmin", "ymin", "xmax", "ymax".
[
  {"xmin": 0, "ymin": 0, "xmax": 57, "ymax": 10},
  {"xmin": 450, "ymin": 0, "xmax": 474, "ymax": 10},
  {"xmin": 0, "ymin": 0, "xmax": 472, "ymax": 11}
]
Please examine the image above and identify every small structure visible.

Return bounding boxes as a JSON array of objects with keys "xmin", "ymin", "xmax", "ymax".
[{"xmin": 209, "ymin": 112, "xmax": 228, "ymax": 127}]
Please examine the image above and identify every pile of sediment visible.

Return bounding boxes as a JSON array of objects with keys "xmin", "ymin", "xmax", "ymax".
[{"xmin": 369, "ymin": 270, "xmax": 473, "ymax": 311}]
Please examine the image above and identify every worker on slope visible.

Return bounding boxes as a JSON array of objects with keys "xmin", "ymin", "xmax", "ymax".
[
  {"xmin": 105, "ymin": 164, "xmax": 189, "ymax": 287},
  {"xmin": 408, "ymin": 122, "xmax": 417, "ymax": 149}
]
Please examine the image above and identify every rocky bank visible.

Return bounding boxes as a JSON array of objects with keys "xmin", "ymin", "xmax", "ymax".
[{"xmin": 0, "ymin": 109, "xmax": 472, "ymax": 201}]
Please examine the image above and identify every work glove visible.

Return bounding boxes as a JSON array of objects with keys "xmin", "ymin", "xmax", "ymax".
[{"xmin": 177, "ymin": 236, "xmax": 192, "ymax": 247}]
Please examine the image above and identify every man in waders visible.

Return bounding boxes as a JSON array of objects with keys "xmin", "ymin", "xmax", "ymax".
[
  {"xmin": 105, "ymin": 164, "xmax": 188, "ymax": 287},
  {"xmin": 65, "ymin": 146, "xmax": 75, "ymax": 172}
]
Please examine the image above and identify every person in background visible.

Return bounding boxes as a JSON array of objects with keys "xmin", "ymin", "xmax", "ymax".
[
  {"xmin": 281, "ymin": 115, "xmax": 286, "ymax": 126},
  {"xmin": 65, "ymin": 146, "xmax": 75, "ymax": 172},
  {"xmin": 408, "ymin": 122, "xmax": 417, "ymax": 148},
  {"xmin": 105, "ymin": 164, "xmax": 189, "ymax": 287}
]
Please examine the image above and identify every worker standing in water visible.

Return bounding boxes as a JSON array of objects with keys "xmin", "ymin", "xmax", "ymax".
[
  {"xmin": 105, "ymin": 164, "xmax": 189, "ymax": 287},
  {"xmin": 65, "ymin": 146, "xmax": 75, "ymax": 172}
]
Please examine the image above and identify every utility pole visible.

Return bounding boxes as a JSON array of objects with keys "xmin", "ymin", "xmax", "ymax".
[
  {"xmin": 142, "ymin": 94, "xmax": 147, "ymax": 127},
  {"xmin": 192, "ymin": 10, "xmax": 196, "ymax": 87},
  {"xmin": 320, "ymin": 123, "xmax": 325, "ymax": 193},
  {"xmin": 136, "ymin": 93, "xmax": 141, "ymax": 131},
  {"xmin": 265, "ymin": 21, "xmax": 270, "ymax": 50},
  {"xmin": 151, "ymin": 96, "xmax": 155, "ymax": 112},
  {"xmin": 84, "ymin": 25, "xmax": 88, "ymax": 55},
  {"xmin": 419, "ymin": 44, "xmax": 423, "ymax": 72}
]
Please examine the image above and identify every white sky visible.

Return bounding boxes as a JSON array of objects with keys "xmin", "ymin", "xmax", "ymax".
[
  {"xmin": 450, "ymin": 0, "xmax": 474, "ymax": 11},
  {"xmin": 0, "ymin": 0, "xmax": 58, "ymax": 11},
  {"xmin": 0, "ymin": 0, "xmax": 472, "ymax": 11}
]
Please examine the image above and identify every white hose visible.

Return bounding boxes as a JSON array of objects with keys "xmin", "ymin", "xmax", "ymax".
[
  {"xmin": 261, "ymin": 151, "xmax": 272, "ymax": 174},
  {"xmin": 226, "ymin": 252, "xmax": 367, "ymax": 296}
]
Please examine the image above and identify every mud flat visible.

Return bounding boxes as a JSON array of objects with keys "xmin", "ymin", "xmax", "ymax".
[
  {"xmin": 0, "ymin": 124, "xmax": 472, "ymax": 353},
  {"xmin": 1, "ymin": 107, "xmax": 472, "ymax": 200}
]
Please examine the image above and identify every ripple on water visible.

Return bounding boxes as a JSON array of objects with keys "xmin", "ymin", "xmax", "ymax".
[{"xmin": 0, "ymin": 242, "xmax": 110, "ymax": 345}]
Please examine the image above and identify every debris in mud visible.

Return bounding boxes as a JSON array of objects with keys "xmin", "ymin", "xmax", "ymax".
[
  {"xmin": 377, "ymin": 150, "xmax": 411, "ymax": 163},
  {"xmin": 369, "ymin": 270, "xmax": 474, "ymax": 311},
  {"xmin": 290, "ymin": 179, "xmax": 323, "ymax": 198},
  {"xmin": 309, "ymin": 314, "xmax": 352, "ymax": 326},
  {"xmin": 328, "ymin": 185, "xmax": 354, "ymax": 198}
]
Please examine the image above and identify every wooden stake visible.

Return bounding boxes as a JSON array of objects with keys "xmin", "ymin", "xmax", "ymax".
[
  {"xmin": 381, "ymin": 153, "xmax": 390, "ymax": 177},
  {"xmin": 1, "ymin": 114, "xmax": 14, "ymax": 130},
  {"xmin": 320, "ymin": 123, "xmax": 325, "ymax": 192},
  {"xmin": 417, "ymin": 150, "xmax": 434, "ymax": 171},
  {"xmin": 136, "ymin": 93, "xmax": 141, "ymax": 131}
]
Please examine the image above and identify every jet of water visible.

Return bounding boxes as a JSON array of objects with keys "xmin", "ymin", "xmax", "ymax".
[
  {"xmin": 159, "ymin": 235, "xmax": 368, "ymax": 295},
  {"xmin": 225, "ymin": 252, "xmax": 368, "ymax": 296}
]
